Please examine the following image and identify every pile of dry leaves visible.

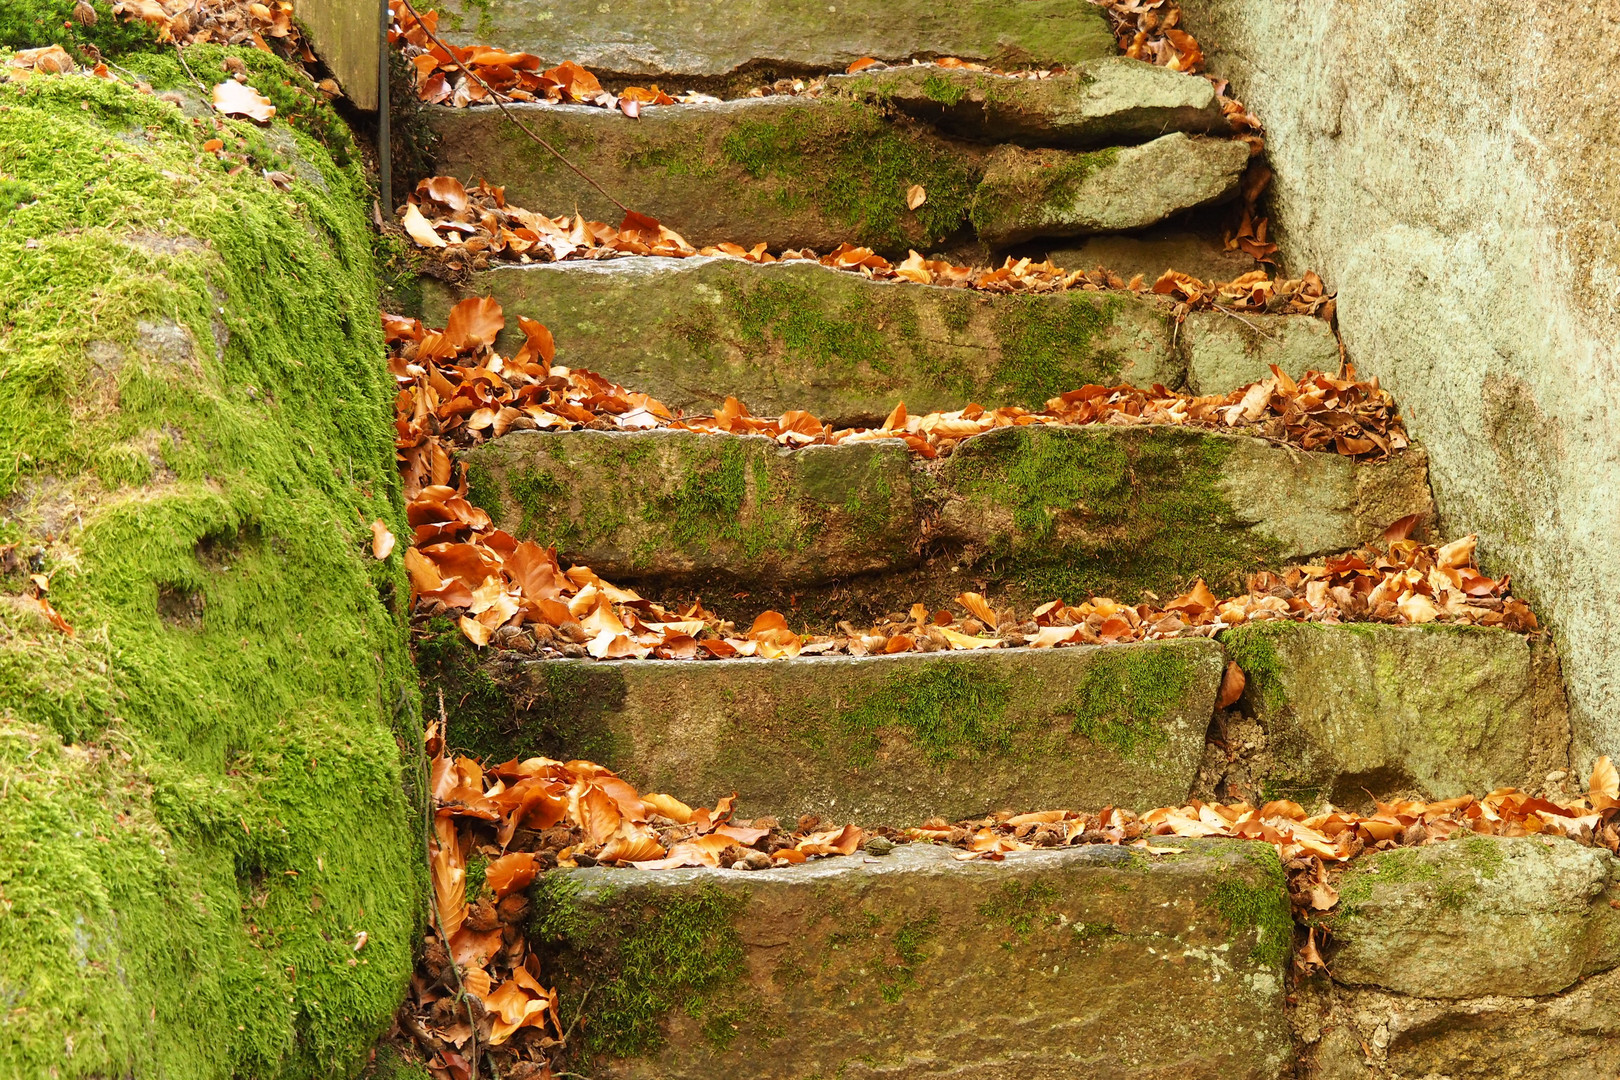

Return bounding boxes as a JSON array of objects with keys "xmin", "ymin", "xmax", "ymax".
[
  {"xmin": 385, "ymin": 298, "xmax": 1538, "ymax": 661},
  {"xmin": 396, "ymin": 705, "xmax": 1617, "ymax": 1078},
  {"xmin": 403, "ymin": 178, "xmax": 1324, "ymax": 316},
  {"xmin": 109, "ymin": 0, "xmax": 306, "ymax": 53}
]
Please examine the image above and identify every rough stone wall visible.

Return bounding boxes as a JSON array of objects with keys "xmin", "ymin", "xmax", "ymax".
[{"xmin": 1177, "ymin": 0, "xmax": 1620, "ymax": 768}]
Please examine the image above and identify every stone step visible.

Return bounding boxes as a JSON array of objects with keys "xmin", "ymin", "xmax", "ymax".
[
  {"xmin": 529, "ymin": 839, "xmax": 1293, "ymax": 1079},
  {"xmin": 458, "ymin": 424, "xmax": 1434, "ymax": 602},
  {"xmin": 418, "ymin": 257, "xmax": 1340, "ymax": 422},
  {"xmin": 822, "ymin": 57, "xmax": 1230, "ymax": 147},
  {"xmin": 450, "ymin": 638, "xmax": 1225, "ymax": 824},
  {"xmin": 1219, "ymin": 621, "xmax": 1571, "ymax": 807},
  {"xmin": 972, "ymin": 135, "xmax": 1252, "ymax": 247},
  {"xmin": 430, "ymin": 0, "xmax": 1116, "ymax": 84},
  {"xmin": 422, "ymin": 99, "xmax": 1248, "ymax": 254},
  {"xmin": 1306, "ymin": 835, "xmax": 1620, "ymax": 1077},
  {"xmin": 420, "ymin": 624, "xmax": 1561, "ymax": 823}
]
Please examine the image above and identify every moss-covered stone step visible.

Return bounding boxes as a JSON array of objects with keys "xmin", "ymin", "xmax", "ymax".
[
  {"xmin": 530, "ymin": 839, "xmax": 1292, "ymax": 1078},
  {"xmin": 421, "ymin": 257, "xmax": 1177, "ymax": 423},
  {"xmin": 430, "ymin": 0, "xmax": 1115, "ymax": 83},
  {"xmin": 1326, "ymin": 835, "xmax": 1620, "ymax": 999},
  {"xmin": 460, "ymin": 424, "xmax": 1434, "ymax": 600},
  {"xmin": 424, "ymin": 100, "xmax": 1253, "ymax": 254},
  {"xmin": 1221, "ymin": 622, "xmax": 1571, "ymax": 806},
  {"xmin": 465, "ymin": 428, "xmax": 916, "ymax": 584},
  {"xmin": 425, "ymin": 98, "xmax": 988, "ymax": 253},
  {"xmin": 825, "ymin": 57, "xmax": 1229, "ymax": 147},
  {"xmin": 454, "ymin": 638, "xmax": 1225, "ymax": 823},
  {"xmin": 972, "ymin": 134, "xmax": 1253, "ymax": 247}
]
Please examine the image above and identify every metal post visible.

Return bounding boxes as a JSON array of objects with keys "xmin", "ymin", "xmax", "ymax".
[{"xmin": 377, "ymin": 0, "xmax": 392, "ymax": 217}]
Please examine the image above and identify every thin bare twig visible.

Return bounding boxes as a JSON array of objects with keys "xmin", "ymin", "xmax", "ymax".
[
  {"xmin": 1212, "ymin": 303, "xmax": 1281, "ymax": 340},
  {"xmin": 425, "ymin": 689, "xmax": 501, "ymax": 1080},
  {"xmin": 394, "ymin": 0, "xmax": 630, "ymax": 216},
  {"xmin": 172, "ymin": 44, "xmax": 206, "ymax": 90}
]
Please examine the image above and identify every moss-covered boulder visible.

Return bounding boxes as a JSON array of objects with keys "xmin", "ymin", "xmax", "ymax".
[
  {"xmin": 972, "ymin": 134, "xmax": 1252, "ymax": 246},
  {"xmin": 1182, "ymin": 310, "xmax": 1343, "ymax": 395},
  {"xmin": 1328, "ymin": 835, "xmax": 1620, "ymax": 998},
  {"xmin": 459, "ymin": 424, "xmax": 1433, "ymax": 599},
  {"xmin": 443, "ymin": 638, "xmax": 1224, "ymax": 822},
  {"xmin": 429, "ymin": 0, "xmax": 1115, "ymax": 81},
  {"xmin": 0, "ymin": 52, "xmax": 418, "ymax": 1079},
  {"xmin": 826, "ymin": 56, "xmax": 1228, "ymax": 147},
  {"xmin": 421, "ymin": 258, "xmax": 1177, "ymax": 423},
  {"xmin": 530, "ymin": 839, "xmax": 1293, "ymax": 1079},
  {"xmin": 425, "ymin": 98, "xmax": 988, "ymax": 254},
  {"xmin": 1221, "ymin": 622, "xmax": 1571, "ymax": 804}
]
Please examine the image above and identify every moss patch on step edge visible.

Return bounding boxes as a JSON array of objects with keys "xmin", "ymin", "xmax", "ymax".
[
  {"xmin": 1205, "ymin": 846, "xmax": 1293, "ymax": 969},
  {"xmin": 413, "ymin": 618, "xmax": 627, "ymax": 763},
  {"xmin": 952, "ymin": 426, "xmax": 1286, "ymax": 601},
  {"xmin": 0, "ymin": 52, "xmax": 421, "ymax": 1080},
  {"xmin": 532, "ymin": 876, "xmax": 749, "ymax": 1060}
]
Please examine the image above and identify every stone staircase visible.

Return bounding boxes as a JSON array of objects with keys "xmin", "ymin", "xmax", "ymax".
[{"xmin": 405, "ymin": 2, "xmax": 1610, "ymax": 1076}]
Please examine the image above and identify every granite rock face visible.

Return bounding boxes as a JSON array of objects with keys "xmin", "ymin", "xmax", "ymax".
[
  {"xmin": 1182, "ymin": 310, "xmax": 1344, "ymax": 395},
  {"xmin": 1177, "ymin": 0, "xmax": 1620, "ymax": 768},
  {"xmin": 532, "ymin": 839, "xmax": 1293, "ymax": 1079}
]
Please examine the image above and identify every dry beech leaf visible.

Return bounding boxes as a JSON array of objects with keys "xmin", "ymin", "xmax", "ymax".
[
  {"xmin": 1592, "ymin": 756, "xmax": 1619, "ymax": 807},
  {"xmin": 211, "ymin": 80, "xmax": 276, "ymax": 122},
  {"xmin": 1216, "ymin": 661, "xmax": 1246, "ymax": 709},
  {"xmin": 370, "ymin": 519, "xmax": 396, "ymax": 559},
  {"xmin": 905, "ymin": 184, "xmax": 927, "ymax": 210},
  {"xmin": 402, "ymin": 202, "xmax": 446, "ymax": 248}
]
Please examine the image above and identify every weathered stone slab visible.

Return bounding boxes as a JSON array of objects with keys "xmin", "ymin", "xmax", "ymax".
[
  {"xmin": 421, "ymin": 257, "xmax": 1178, "ymax": 423},
  {"xmin": 826, "ymin": 56, "xmax": 1228, "ymax": 147},
  {"xmin": 1043, "ymin": 227, "xmax": 1260, "ymax": 284},
  {"xmin": 1183, "ymin": 311, "xmax": 1342, "ymax": 395},
  {"xmin": 431, "ymin": 0, "xmax": 1116, "ymax": 81},
  {"xmin": 425, "ymin": 97, "xmax": 988, "ymax": 254},
  {"xmin": 473, "ymin": 639, "xmax": 1225, "ymax": 822},
  {"xmin": 930, "ymin": 425, "xmax": 1435, "ymax": 600},
  {"xmin": 1308, "ymin": 967, "xmax": 1620, "ymax": 1080},
  {"xmin": 972, "ymin": 134, "xmax": 1252, "ymax": 246},
  {"xmin": 460, "ymin": 424, "xmax": 1434, "ymax": 598},
  {"xmin": 531, "ymin": 839, "xmax": 1293, "ymax": 1079},
  {"xmin": 1327, "ymin": 835, "xmax": 1620, "ymax": 999},
  {"xmin": 461, "ymin": 428, "xmax": 917, "ymax": 585},
  {"xmin": 1221, "ymin": 622, "xmax": 1571, "ymax": 803}
]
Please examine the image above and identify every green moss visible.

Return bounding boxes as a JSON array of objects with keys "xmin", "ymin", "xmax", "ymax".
[
  {"xmin": 921, "ymin": 72, "xmax": 968, "ymax": 106},
  {"xmin": 880, "ymin": 912, "xmax": 940, "ymax": 1003},
  {"xmin": 534, "ymin": 878, "xmax": 747, "ymax": 1059},
  {"xmin": 834, "ymin": 660, "xmax": 1013, "ymax": 766},
  {"xmin": 1067, "ymin": 646, "xmax": 1196, "ymax": 759},
  {"xmin": 1206, "ymin": 846, "xmax": 1293, "ymax": 969},
  {"xmin": 990, "ymin": 293, "xmax": 1128, "ymax": 407},
  {"xmin": 1338, "ymin": 836, "xmax": 1504, "ymax": 920},
  {"xmin": 646, "ymin": 438, "xmax": 814, "ymax": 560},
  {"xmin": 1218, "ymin": 622, "xmax": 1291, "ymax": 715},
  {"xmin": 705, "ymin": 274, "xmax": 893, "ymax": 376},
  {"xmin": 0, "ymin": 61, "xmax": 418, "ymax": 1080},
  {"xmin": 978, "ymin": 880, "xmax": 1060, "ymax": 947},
  {"xmin": 0, "ymin": 0, "xmax": 159, "ymax": 55},
  {"xmin": 720, "ymin": 102, "xmax": 980, "ymax": 251},
  {"xmin": 970, "ymin": 146, "xmax": 1120, "ymax": 241},
  {"xmin": 955, "ymin": 427, "xmax": 1284, "ymax": 601},
  {"xmin": 508, "ymin": 463, "xmax": 569, "ymax": 537},
  {"xmin": 413, "ymin": 617, "xmax": 626, "ymax": 762}
]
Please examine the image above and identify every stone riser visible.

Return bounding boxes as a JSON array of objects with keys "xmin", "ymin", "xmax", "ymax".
[
  {"xmin": 459, "ymin": 424, "xmax": 1433, "ymax": 604},
  {"xmin": 419, "ymin": 258, "xmax": 1341, "ymax": 422},
  {"xmin": 423, "ymin": 622, "xmax": 1571, "ymax": 823},
  {"xmin": 430, "ymin": 0, "xmax": 1118, "ymax": 82},
  {"xmin": 421, "ymin": 97, "xmax": 1247, "ymax": 254}
]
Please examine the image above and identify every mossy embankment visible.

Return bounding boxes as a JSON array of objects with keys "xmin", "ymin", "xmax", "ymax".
[{"xmin": 0, "ymin": 48, "xmax": 420, "ymax": 1079}]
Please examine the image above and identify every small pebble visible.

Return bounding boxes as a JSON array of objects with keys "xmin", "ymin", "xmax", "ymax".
[
  {"xmin": 1546, "ymin": 770, "xmax": 1567, "ymax": 783},
  {"xmin": 864, "ymin": 836, "xmax": 895, "ymax": 856}
]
